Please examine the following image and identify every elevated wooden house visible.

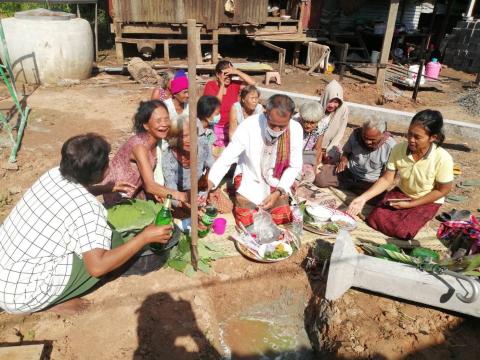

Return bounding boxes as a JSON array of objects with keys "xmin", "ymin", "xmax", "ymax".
[{"xmin": 108, "ymin": 0, "xmax": 309, "ymax": 65}]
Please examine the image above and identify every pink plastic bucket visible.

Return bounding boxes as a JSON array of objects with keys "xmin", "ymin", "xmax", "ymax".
[
  {"xmin": 425, "ymin": 61, "xmax": 441, "ymax": 80},
  {"xmin": 212, "ymin": 217, "xmax": 227, "ymax": 235}
]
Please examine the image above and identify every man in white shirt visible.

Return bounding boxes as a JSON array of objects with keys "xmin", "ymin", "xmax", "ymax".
[{"xmin": 208, "ymin": 94, "xmax": 303, "ymax": 226}]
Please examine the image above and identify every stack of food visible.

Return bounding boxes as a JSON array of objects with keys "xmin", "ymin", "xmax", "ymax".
[{"xmin": 304, "ymin": 204, "xmax": 357, "ymax": 236}]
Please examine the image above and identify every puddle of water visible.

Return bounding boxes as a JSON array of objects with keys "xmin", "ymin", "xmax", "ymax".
[{"xmin": 217, "ymin": 290, "xmax": 314, "ymax": 359}]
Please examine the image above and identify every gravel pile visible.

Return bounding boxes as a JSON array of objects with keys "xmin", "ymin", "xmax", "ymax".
[{"xmin": 457, "ymin": 88, "xmax": 480, "ymax": 116}]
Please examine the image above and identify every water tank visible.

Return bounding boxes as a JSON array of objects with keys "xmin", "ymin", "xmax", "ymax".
[{"xmin": 0, "ymin": 9, "xmax": 93, "ymax": 84}]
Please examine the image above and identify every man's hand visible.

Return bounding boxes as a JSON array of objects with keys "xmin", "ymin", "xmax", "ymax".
[
  {"xmin": 346, "ymin": 197, "xmax": 366, "ymax": 217},
  {"xmin": 112, "ymin": 181, "xmax": 136, "ymax": 196},
  {"xmin": 260, "ymin": 190, "xmax": 281, "ymax": 210},
  {"xmin": 336, "ymin": 157, "xmax": 348, "ymax": 173},
  {"xmin": 140, "ymin": 224, "xmax": 173, "ymax": 245}
]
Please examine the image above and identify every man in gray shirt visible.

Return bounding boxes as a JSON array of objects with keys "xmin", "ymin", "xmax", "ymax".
[{"xmin": 315, "ymin": 117, "xmax": 396, "ymax": 194}]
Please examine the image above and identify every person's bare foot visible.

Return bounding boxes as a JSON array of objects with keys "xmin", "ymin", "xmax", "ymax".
[{"xmin": 45, "ymin": 298, "xmax": 91, "ymax": 315}]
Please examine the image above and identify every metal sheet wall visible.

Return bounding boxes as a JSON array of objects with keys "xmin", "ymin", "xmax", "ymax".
[
  {"xmin": 338, "ymin": 0, "xmax": 421, "ymax": 31},
  {"xmin": 217, "ymin": 0, "xmax": 269, "ymax": 24}
]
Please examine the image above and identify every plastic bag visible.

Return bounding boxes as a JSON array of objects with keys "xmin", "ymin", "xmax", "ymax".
[{"xmin": 253, "ymin": 209, "xmax": 282, "ymax": 244}]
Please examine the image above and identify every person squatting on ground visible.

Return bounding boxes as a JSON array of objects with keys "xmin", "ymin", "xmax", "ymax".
[
  {"xmin": 100, "ymin": 100, "xmax": 188, "ymax": 206},
  {"xmin": 315, "ymin": 117, "xmax": 396, "ymax": 194},
  {"xmin": 207, "ymin": 94, "xmax": 303, "ymax": 227},
  {"xmin": 0, "ymin": 134, "xmax": 173, "ymax": 314},
  {"xmin": 347, "ymin": 109, "xmax": 454, "ymax": 240},
  {"xmin": 293, "ymin": 101, "xmax": 327, "ymax": 183}
]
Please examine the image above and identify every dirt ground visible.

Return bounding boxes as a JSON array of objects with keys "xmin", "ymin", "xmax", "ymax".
[{"xmin": 1, "ymin": 54, "xmax": 480, "ymax": 359}]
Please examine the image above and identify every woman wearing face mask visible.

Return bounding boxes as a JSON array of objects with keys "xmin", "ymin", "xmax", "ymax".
[
  {"xmin": 164, "ymin": 71, "xmax": 189, "ymax": 120},
  {"xmin": 197, "ymin": 95, "xmax": 221, "ymax": 147},
  {"xmin": 203, "ymin": 60, "xmax": 256, "ymax": 150},
  {"xmin": 229, "ymin": 85, "xmax": 264, "ymax": 139},
  {"xmin": 347, "ymin": 110, "xmax": 453, "ymax": 240},
  {"xmin": 318, "ymin": 79, "xmax": 349, "ymax": 164}
]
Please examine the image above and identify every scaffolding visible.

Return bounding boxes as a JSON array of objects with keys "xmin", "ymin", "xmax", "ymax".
[{"xmin": 0, "ymin": 19, "xmax": 30, "ymax": 164}]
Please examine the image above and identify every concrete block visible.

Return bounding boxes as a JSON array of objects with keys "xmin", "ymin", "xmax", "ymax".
[
  {"xmin": 325, "ymin": 231, "xmax": 480, "ymax": 317},
  {"xmin": 0, "ymin": 344, "xmax": 44, "ymax": 360}
]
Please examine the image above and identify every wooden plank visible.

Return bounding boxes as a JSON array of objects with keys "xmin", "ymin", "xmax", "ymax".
[
  {"xmin": 117, "ymin": 38, "xmax": 214, "ymax": 45},
  {"xmin": 187, "ymin": 19, "xmax": 199, "ymax": 271},
  {"xmin": 0, "ymin": 344, "xmax": 44, "ymax": 360},
  {"xmin": 376, "ymin": 0, "xmax": 400, "ymax": 90},
  {"xmin": 212, "ymin": 29, "xmax": 219, "ymax": 64},
  {"xmin": 114, "ymin": 21, "xmax": 124, "ymax": 63},
  {"xmin": 163, "ymin": 40, "xmax": 169, "ymax": 64}
]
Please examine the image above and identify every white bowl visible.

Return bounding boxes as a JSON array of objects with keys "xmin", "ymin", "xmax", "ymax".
[
  {"xmin": 306, "ymin": 205, "xmax": 333, "ymax": 222},
  {"xmin": 280, "ymin": 15, "xmax": 291, "ymax": 20}
]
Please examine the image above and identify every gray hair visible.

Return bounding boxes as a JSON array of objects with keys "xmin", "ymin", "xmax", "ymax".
[
  {"xmin": 168, "ymin": 114, "xmax": 188, "ymax": 148},
  {"xmin": 362, "ymin": 116, "xmax": 387, "ymax": 133},
  {"xmin": 299, "ymin": 101, "xmax": 324, "ymax": 123},
  {"xmin": 265, "ymin": 94, "xmax": 295, "ymax": 117},
  {"xmin": 161, "ymin": 70, "xmax": 175, "ymax": 90}
]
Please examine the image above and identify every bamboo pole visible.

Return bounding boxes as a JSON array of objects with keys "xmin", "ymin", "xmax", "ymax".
[{"xmin": 187, "ymin": 19, "xmax": 199, "ymax": 271}]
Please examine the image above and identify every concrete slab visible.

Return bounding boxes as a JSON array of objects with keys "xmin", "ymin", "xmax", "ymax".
[
  {"xmin": 0, "ymin": 344, "xmax": 44, "ymax": 360},
  {"xmin": 258, "ymin": 86, "xmax": 480, "ymax": 140},
  {"xmin": 326, "ymin": 231, "xmax": 480, "ymax": 318}
]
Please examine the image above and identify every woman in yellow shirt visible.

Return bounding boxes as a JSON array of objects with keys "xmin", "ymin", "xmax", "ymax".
[{"xmin": 347, "ymin": 110, "xmax": 453, "ymax": 239}]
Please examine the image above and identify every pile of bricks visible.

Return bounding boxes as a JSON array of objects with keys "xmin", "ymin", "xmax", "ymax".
[{"xmin": 443, "ymin": 19, "xmax": 480, "ymax": 73}]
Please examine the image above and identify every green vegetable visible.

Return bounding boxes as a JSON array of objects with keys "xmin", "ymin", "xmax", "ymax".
[
  {"xmin": 322, "ymin": 223, "xmax": 339, "ymax": 234},
  {"xmin": 264, "ymin": 244, "xmax": 290, "ymax": 260},
  {"xmin": 380, "ymin": 244, "xmax": 401, "ymax": 253},
  {"xmin": 411, "ymin": 247, "xmax": 440, "ymax": 261}
]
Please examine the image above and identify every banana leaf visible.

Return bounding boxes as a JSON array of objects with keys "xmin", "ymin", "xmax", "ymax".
[{"xmin": 107, "ymin": 199, "xmax": 162, "ymax": 233}]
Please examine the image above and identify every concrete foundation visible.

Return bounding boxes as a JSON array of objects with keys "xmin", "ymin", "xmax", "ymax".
[{"xmin": 258, "ymin": 86, "xmax": 480, "ymax": 140}]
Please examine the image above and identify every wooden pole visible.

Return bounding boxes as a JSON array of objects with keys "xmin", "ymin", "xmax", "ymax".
[
  {"xmin": 412, "ymin": 59, "xmax": 425, "ymax": 101},
  {"xmin": 376, "ymin": 0, "xmax": 400, "ymax": 93},
  {"xmin": 297, "ymin": 0, "xmax": 307, "ymax": 34},
  {"xmin": 187, "ymin": 19, "xmax": 199, "ymax": 271},
  {"xmin": 467, "ymin": 0, "xmax": 477, "ymax": 17}
]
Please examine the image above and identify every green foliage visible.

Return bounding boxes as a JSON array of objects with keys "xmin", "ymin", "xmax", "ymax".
[
  {"xmin": 167, "ymin": 235, "xmax": 226, "ymax": 277},
  {"xmin": 107, "ymin": 199, "xmax": 162, "ymax": 233},
  {"xmin": 0, "ymin": 3, "xmax": 72, "ymax": 18}
]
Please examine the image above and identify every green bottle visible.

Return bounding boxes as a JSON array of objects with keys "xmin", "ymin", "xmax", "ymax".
[
  {"xmin": 154, "ymin": 194, "xmax": 173, "ymax": 226},
  {"xmin": 151, "ymin": 194, "xmax": 173, "ymax": 252},
  {"xmin": 198, "ymin": 206, "xmax": 218, "ymax": 238}
]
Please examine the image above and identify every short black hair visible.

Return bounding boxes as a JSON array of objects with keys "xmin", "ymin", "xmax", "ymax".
[
  {"xmin": 133, "ymin": 100, "xmax": 168, "ymax": 134},
  {"xmin": 410, "ymin": 109, "xmax": 446, "ymax": 146},
  {"xmin": 197, "ymin": 95, "xmax": 221, "ymax": 120},
  {"xmin": 60, "ymin": 133, "xmax": 111, "ymax": 186},
  {"xmin": 215, "ymin": 59, "xmax": 233, "ymax": 74},
  {"xmin": 265, "ymin": 94, "xmax": 295, "ymax": 117}
]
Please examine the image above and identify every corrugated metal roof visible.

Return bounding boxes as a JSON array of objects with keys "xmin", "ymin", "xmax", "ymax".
[{"xmin": 338, "ymin": 0, "xmax": 422, "ymax": 31}]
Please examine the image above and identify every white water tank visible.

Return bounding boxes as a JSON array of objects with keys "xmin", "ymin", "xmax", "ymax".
[{"xmin": 0, "ymin": 9, "xmax": 93, "ymax": 84}]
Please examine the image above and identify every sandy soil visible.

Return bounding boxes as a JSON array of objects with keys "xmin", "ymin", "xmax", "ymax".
[{"xmin": 0, "ymin": 59, "xmax": 480, "ymax": 359}]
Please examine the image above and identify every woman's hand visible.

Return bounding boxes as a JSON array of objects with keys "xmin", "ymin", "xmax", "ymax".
[
  {"xmin": 336, "ymin": 157, "xmax": 348, "ymax": 173},
  {"xmin": 347, "ymin": 197, "xmax": 366, "ymax": 217},
  {"xmin": 112, "ymin": 181, "xmax": 136, "ymax": 196},
  {"xmin": 389, "ymin": 201, "xmax": 413, "ymax": 210},
  {"xmin": 140, "ymin": 224, "xmax": 173, "ymax": 245},
  {"xmin": 260, "ymin": 190, "xmax": 281, "ymax": 210}
]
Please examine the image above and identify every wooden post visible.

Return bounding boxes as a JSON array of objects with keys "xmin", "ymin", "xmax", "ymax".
[
  {"xmin": 94, "ymin": 2, "xmax": 98, "ymax": 62},
  {"xmin": 436, "ymin": 0, "xmax": 455, "ymax": 47},
  {"xmin": 114, "ymin": 20, "xmax": 124, "ymax": 64},
  {"xmin": 196, "ymin": 26, "xmax": 203, "ymax": 63},
  {"xmin": 293, "ymin": 42, "xmax": 301, "ymax": 66},
  {"xmin": 467, "ymin": 0, "xmax": 477, "ymax": 17},
  {"xmin": 212, "ymin": 29, "xmax": 219, "ymax": 64},
  {"xmin": 259, "ymin": 41, "xmax": 286, "ymax": 74},
  {"xmin": 164, "ymin": 40, "xmax": 170, "ymax": 64},
  {"xmin": 297, "ymin": 0, "xmax": 307, "ymax": 34},
  {"xmin": 412, "ymin": 59, "xmax": 425, "ymax": 101},
  {"xmin": 475, "ymin": 71, "xmax": 480, "ymax": 85},
  {"xmin": 187, "ymin": 19, "xmax": 199, "ymax": 271},
  {"xmin": 339, "ymin": 43, "xmax": 349, "ymax": 81},
  {"xmin": 376, "ymin": 0, "xmax": 400, "ymax": 93}
]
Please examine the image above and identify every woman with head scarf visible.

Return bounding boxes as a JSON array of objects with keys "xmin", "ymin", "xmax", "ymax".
[
  {"xmin": 163, "ymin": 71, "xmax": 189, "ymax": 120},
  {"xmin": 318, "ymin": 79, "xmax": 349, "ymax": 163}
]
